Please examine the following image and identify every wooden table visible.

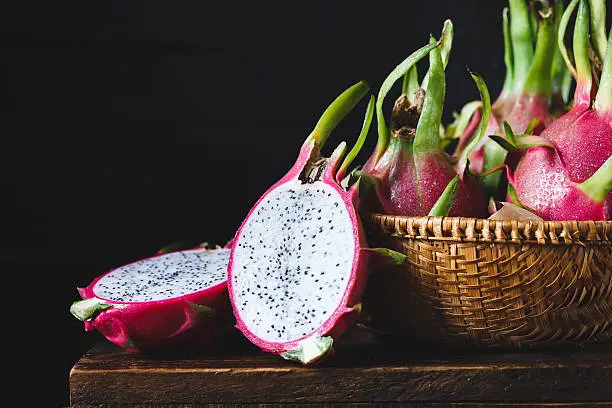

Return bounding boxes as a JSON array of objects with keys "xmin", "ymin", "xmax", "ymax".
[{"xmin": 70, "ymin": 329, "xmax": 612, "ymax": 407}]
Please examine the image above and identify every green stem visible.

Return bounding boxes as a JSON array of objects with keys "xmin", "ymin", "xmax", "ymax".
[
  {"xmin": 310, "ymin": 81, "xmax": 370, "ymax": 148},
  {"xmin": 489, "ymin": 133, "xmax": 554, "ymax": 151},
  {"xmin": 551, "ymin": 0, "xmax": 572, "ymax": 104},
  {"xmin": 449, "ymin": 100, "xmax": 482, "ymax": 141},
  {"xmin": 373, "ymin": 41, "xmax": 439, "ymax": 165},
  {"xmin": 421, "ymin": 20, "xmax": 453, "ymax": 92},
  {"xmin": 588, "ymin": 0, "xmax": 608, "ymax": 61},
  {"xmin": 401, "ymin": 71, "xmax": 409, "ymax": 95},
  {"xmin": 504, "ymin": 121, "xmax": 517, "ymax": 145},
  {"xmin": 573, "ymin": 0, "xmax": 593, "ymax": 97},
  {"xmin": 458, "ymin": 72, "xmax": 491, "ymax": 169},
  {"xmin": 157, "ymin": 241, "xmax": 192, "ymax": 254},
  {"xmin": 560, "ymin": 65, "xmax": 573, "ymax": 104},
  {"xmin": 509, "ymin": 0, "xmax": 535, "ymax": 89},
  {"xmin": 529, "ymin": 2, "xmax": 539, "ymax": 41},
  {"xmin": 481, "ymin": 143, "xmax": 508, "ymax": 196},
  {"xmin": 440, "ymin": 19, "xmax": 454, "ymax": 68},
  {"xmin": 367, "ymin": 248, "xmax": 409, "ymax": 265},
  {"xmin": 507, "ymin": 183, "xmax": 526, "ymax": 207},
  {"xmin": 578, "ymin": 155, "xmax": 612, "ymax": 203},
  {"xmin": 337, "ymin": 95, "xmax": 375, "ymax": 182},
  {"xmin": 402, "ymin": 66, "xmax": 420, "ymax": 104},
  {"xmin": 428, "ymin": 176, "xmax": 458, "ymax": 217},
  {"xmin": 501, "ymin": 7, "xmax": 515, "ymax": 96},
  {"xmin": 414, "ymin": 37, "xmax": 445, "ymax": 154},
  {"xmin": 523, "ymin": 8, "xmax": 555, "ymax": 96},
  {"xmin": 594, "ymin": 30, "xmax": 612, "ymax": 111},
  {"xmin": 188, "ymin": 303, "xmax": 216, "ymax": 318},
  {"xmin": 558, "ymin": 0, "xmax": 580, "ymax": 78}
]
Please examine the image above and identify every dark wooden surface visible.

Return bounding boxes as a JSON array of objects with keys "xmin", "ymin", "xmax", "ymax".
[{"xmin": 70, "ymin": 328, "xmax": 612, "ymax": 408}]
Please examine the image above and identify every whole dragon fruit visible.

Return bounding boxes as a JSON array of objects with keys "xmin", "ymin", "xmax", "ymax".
[
  {"xmin": 227, "ymin": 81, "xmax": 406, "ymax": 364},
  {"xmin": 70, "ymin": 244, "xmax": 232, "ymax": 352},
  {"xmin": 358, "ymin": 22, "xmax": 489, "ymax": 218},
  {"xmin": 539, "ymin": 0, "xmax": 611, "ymax": 189},
  {"xmin": 454, "ymin": 0, "xmax": 563, "ymax": 197},
  {"xmin": 505, "ymin": 0, "xmax": 612, "ymax": 220}
]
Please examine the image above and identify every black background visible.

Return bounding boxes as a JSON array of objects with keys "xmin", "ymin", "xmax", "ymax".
[{"xmin": 6, "ymin": 1, "xmax": 604, "ymax": 406}]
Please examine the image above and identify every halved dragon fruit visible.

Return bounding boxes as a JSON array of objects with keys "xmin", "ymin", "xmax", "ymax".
[
  {"xmin": 70, "ymin": 244, "xmax": 232, "ymax": 352},
  {"xmin": 227, "ymin": 81, "xmax": 392, "ymax": 364}
]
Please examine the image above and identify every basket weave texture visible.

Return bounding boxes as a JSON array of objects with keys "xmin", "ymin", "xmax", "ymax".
[{"xmin": 364, "ymin": 215, "xmax": 612, "ymax": 348}]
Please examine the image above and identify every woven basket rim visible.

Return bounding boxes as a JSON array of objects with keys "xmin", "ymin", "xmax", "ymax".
[{"xmin": 369, "ymin": 214, "xmax": 612, "ymax": 245}]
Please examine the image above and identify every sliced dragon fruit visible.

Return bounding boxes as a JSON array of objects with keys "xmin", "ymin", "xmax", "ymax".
[
  {"xmin": 227, "ymin": 81, "xmax": 389, "ymax": 364},
  {"xmin": 70, "ymin": 244, "xmax": 232, "ymax": 352}
]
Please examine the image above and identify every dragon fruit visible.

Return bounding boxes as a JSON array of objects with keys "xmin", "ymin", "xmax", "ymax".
[
  {"xmin": 540, "ymin": 0, "xmax": 611, "ymax": 191},
  {"xmin": 358, "ymin": 22, "xmax": 489, "ymax": 218},
  {"xmin": 503, "ymin": 0, "xmax": 612, "ymax": 220},
  {"xmin": 454, "ymin": 0, "xmax": 561, "ymax": 197},
  {"xmin": 509, "ymin": 150, "xmax": 611, "ymax": 220},
  {"xmin": 227, "ymin": 81, "xmax": 401, "ymax": 364},
  {"xmin": 70, "ymin": 244, "xmax": 232, "ymax": 352}
]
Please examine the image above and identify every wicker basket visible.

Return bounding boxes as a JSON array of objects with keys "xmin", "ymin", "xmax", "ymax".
[{"xmin": 363, "ymin": 214, "xmax": 612, "ymax": 349}]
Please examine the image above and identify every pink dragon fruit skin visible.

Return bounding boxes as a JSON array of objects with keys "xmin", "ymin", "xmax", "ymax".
[
  {"xmin": 543, "ymin": 109, "xmax": 612, "ymax": 185},
  {"xmin": 72, "ymin": 245, "xmax": 232, "ymax": 352},
  {"xmin": 509, "ymin": 0, "xmax": 612, "ymax": 221},
  {"xmin": 368, "ymin": 143, "xmax": 485, "ymax": 217},
  {"xmin": 510, "ymin": 147, "xmax": 610, "ymax": 221}
]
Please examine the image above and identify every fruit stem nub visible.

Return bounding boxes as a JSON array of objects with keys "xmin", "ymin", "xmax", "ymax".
[
  {"xmin": 280, "ymin": 335, "xmax": 334, "ymax": 365},
  {"xmin": 70, "ymin": 298, "xmax": 111, "ymax": 321}
]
